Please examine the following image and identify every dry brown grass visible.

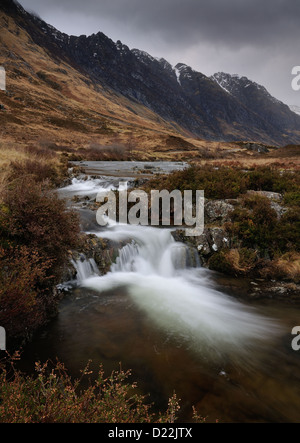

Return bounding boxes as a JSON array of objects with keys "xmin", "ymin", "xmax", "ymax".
[
  {"xmin": 261, "ymin": 253, "xmax": 300, "ymax": 283},
  {"xmin": 1, "ymin": 12, "xmax": 300, "ymax": 167},
  {"xmin": 225, "ymin": 249, "xmax": 257, "ymax": 274},
  {"xmin": 0, "ymin": 142, "xmax": 30, "ymax": 170}
]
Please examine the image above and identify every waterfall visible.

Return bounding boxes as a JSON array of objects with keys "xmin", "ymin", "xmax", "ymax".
[
  {"xmin": 111, "ymin": 241, "xmax": 140, "ymax": 273},
  {"xmin": 60, "ymin": 174, "xmax": 282, "ymax": 361},
  {"xmin": 81, "ymin": 223, "xmax": 281, "ymax": 358},
  {"xmin": 71, "ymin": 254, "xmax": 100, "ymax": 283},
  {"xmin": 111, "ymin": 235, "xmax": 200, "ymax": 275}
]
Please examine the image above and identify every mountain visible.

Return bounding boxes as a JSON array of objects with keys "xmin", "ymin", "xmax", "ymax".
[
  {"xmin": 1, "ymin": 0, "xmax": 300, "ymax": 148},
  {"xmin": 289, "ymin": 105, "xmax": 300, "ymax": 116},
  {"xmin": 211, "ymin": 72, "xmax": 300, "ymax": 136}
]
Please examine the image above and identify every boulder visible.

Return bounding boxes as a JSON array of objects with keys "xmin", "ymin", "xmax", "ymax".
[{"xmin": 205, "ymin": 199, "xmax": 235, "ymax": 224}]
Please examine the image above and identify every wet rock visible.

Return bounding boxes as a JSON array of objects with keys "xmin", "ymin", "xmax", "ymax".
[
  {"xmin": 61, "ymin": 233, "xmax": 126, "ymax": 282},
  {"xmin": 178, "ymin": 226, "xmax": 230, "ymax": 264},
  {"xmin": 195, "ymin": 229, "xmax": 212, "ymax": 256},
  {"xmin": 247, "ymin": 281, "xmax": 300, "ymax": 303},
  {"xmin": 78, "ymin": 234, "xmax": 120, "ymax": 275},
  {"xmin": 210, "ymin": 227, "xmax": 230, "ymax": 251}
]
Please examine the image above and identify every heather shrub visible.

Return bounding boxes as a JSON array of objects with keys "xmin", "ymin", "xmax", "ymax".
[
  {"xmin": 149, "ymin": 165, "xmax": 249, "ymax": 199},
  {"xmin": 0, "ymin": 355, "xmax": 183, "ymax": 424},
  {"xmin": 144, "ymin": 165, "xmax": 300, "ymax": 200},
  {"xmin": 247, "ymin": 167, "xmax": 300, "ymax": 194},
  {"xmin": 0, "ymin": 177, "xmax": 80, "ymax": 343},
  {"xmin": 225, "ymin": 194, "xmax": 299, "ymax": 258},
  {"xmin": 284, "ymin": 191, "xmax": 300, "ymax": 207},
  {"xmin": 274, "ymin": 207, "xmax": 300, "ymax": 253},
  {"xmin": 0, "ymin": 246, "xmax": 52, "ymax": 342},
  {"xmin": 8, "ymin": 159, "xmax": 59, "ymax": 186},
  {"xmin": 1, "ymin": 178, "xmax": 80, "ymax": 281},
  {"xmin": 226, "ymin": 195, "xmax": 278, "ymax": 254}
]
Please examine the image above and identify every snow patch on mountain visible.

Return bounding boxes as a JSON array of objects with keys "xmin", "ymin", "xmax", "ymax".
[
  {"xmin": 174, "ymin": 67, "xmax": 181, "ymax": 85},
  {"xmin": 131, "ymin": 49, "xmax": 156, "ymax": 64}
]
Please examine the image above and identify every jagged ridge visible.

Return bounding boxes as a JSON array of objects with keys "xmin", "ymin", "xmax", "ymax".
[{"xmin": 1, "ymin": 0, "xmax": 300, "ymax": 146}]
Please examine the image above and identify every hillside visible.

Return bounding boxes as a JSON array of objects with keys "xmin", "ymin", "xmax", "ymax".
[{"xmin": 1, "ymin": 0, "xmax": 300, "ymax": 161}]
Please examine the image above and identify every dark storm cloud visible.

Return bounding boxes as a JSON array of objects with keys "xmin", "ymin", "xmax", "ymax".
[
  {"xmin": 19, "ymin": 0, "xmax": 300, "ymax": 47},
  {"xmin": 18, "ymin": 0, "xmax": 300, "ymax": 106}
]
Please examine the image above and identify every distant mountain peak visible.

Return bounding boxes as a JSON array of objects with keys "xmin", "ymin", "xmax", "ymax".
[{"xmin": 1, "ymin": 0, "xmax": 300, "ymax": 146}]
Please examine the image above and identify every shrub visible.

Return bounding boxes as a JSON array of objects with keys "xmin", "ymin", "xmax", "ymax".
[
  {"xmin": 274, "ymin": 207, "xmax": 300, "ymax": 253},
  {"xmin": 0, "ymin": 246, "xmax": 52, "ymax": 342},
  {"xmin": 226, "ymin": 195, "xmax": 278, "ymax": 253},
  {"xmin": 259, "ymin": 252, "xmax": 300, "ymax": 283},
  {"xmin": 1, "ymin": 178, "xmax": 80, "ymax": 282},
  {"xmin": 247, "ymin": 167, "xmax": 300, "ymax": 194},
  {"xmin": 144, "ymin": 165, "xmax": 300, "ymax": 200},
  {"xmin": 8, "ymin": 160, "xmax": 59, "ymax": 186},
  {"xmin": 0, "ymin": 177, "xmax": 80, "ymax": 343},
  {"xmin": 284, "ymin": 191, "xmax": 300, "ymax": 207},
  {"xmin": 208, "ymin": 248, "xmax": 257, "ymax": 275},
  {"xmin": 0, "ymin": 355, "xmax": 183, "ymax": 424}
]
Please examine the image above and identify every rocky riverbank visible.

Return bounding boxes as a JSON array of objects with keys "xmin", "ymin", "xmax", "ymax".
[{"xmin": 59, "ymin": 165, "xmax": 300, "ymax": 304}]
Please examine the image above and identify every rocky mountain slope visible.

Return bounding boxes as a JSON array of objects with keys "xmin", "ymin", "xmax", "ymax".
[
  {"xmin": 289, "ymin": 105, "xmax": 300, "ymax": 116},
  {"xmin": 1, "ymin": 0, "xmax": 300, "ymax": 147}
]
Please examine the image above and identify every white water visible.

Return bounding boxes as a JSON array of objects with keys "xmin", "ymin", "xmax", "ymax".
[
  {"xmin": 80, "ymin": 222, "xmax": 282, "ymax": 361},
  {"xmin": 59, "ymin": 177, "xmax": 128, "ymax": 201},
  {"xmin": 71, "ymin": 255, "xmax": 100, "ymax": 283},
  {"xmin": 61, "ymin": 175, "xmax": 282, "ymax": 363}
]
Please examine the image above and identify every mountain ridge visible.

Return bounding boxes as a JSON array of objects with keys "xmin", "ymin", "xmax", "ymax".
[{"xmin": 1, "ymin": 0, "xmax": 300, "ymax": 147}]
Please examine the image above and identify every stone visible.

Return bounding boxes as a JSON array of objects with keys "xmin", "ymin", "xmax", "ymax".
[
  {"xmin": 246, "ymin": 190, "xmax": 287, "ymax": 218},
  {"xmin": 205, "ymin": 199, "xmax": 235, "ymax": 224},
  {"xmin": 210, "ymin": 227, "xmax": 230, "ymax": 250}
]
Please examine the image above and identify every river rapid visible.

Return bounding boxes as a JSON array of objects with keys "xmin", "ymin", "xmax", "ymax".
[{"xmin": 21, "ymin": 161, "xmax": 300, "ymax": 423}]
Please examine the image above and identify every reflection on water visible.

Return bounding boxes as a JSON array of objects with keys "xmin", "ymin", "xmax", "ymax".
[{"xmin": 20, "ymin": 281, "xmax": 300, "ymax": 423}]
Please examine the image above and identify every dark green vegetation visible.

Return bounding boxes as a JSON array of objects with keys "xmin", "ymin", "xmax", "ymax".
[
  {"xmin": 145, "ymin": 164, "xmax": 300, "ymax": 199},
  {"xmin": 227, "ymin": 194, "xmax": 300, "ymax": 255}
]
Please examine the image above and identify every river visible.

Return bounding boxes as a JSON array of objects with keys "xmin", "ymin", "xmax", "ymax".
[{"xmin": 20, "ymin": 161, "xmax": 300, "ymax": 423}]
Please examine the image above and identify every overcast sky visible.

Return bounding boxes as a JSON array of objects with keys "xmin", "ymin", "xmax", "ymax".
[{"xmin": 18, "ymin": 0, "xmax": 300, "ymax": 107}]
